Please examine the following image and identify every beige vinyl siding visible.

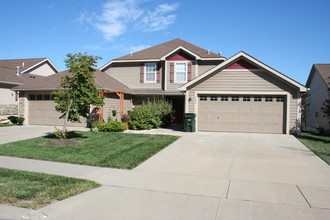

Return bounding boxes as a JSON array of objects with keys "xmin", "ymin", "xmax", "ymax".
[
  {"xmin": 191, "ymin": 70, "xmax": 294, "ymax": 92},
  {"xmin": 103, "ymin": 93, "xmax": 133, "ymax": 121},
  {"xmin": 189, "ymin": 69, "xmax": 299, "ymax": 132},
  {"xmin": 26, "ymin": 62, "xmax": 57, "ymax": 76},
  {"xmin": 306, "ymin": 71, "xmax": 330, "ymax": 131},
  {"xmin": 105, "ymin": 63, "xmax": 163, "ymax": 89},
  {"xmin": 166, "ymin": 61, "xmax": 196, "ymax": 91},
  {"xmin": 187, "ymin": 91, "xmax": 195, "ymax": 113},
  {"xmin": 0, "ymin": 84, "xmax": 17, "ymax": 105},
  {"xmin": 197, "ymin": 60, "xmax": 223, "ymax": 76}
]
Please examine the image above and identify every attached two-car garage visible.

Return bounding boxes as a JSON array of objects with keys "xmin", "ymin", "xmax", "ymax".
[
  {"xmin": 180, "ymin": 52, "xmax": 307, "ymax": 135},
  {"xmin": 197, "ymin": 95, "xmax": 285, "ymax": 134}
]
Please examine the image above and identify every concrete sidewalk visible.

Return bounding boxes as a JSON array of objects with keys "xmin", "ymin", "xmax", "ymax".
[{"xmin": 1, "ymin": 132, "xmax": 330, "ymax": 219}]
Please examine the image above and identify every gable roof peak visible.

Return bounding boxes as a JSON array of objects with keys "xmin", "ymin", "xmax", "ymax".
[
  {"xmin": 307, "ymin": 64, "xmax": 330, "ymax": 88},
  {"xmin": 179, "ymin": 51, "xmax": 306, "ymax": 92},
  {"xmin": 100, "ymin": 38, "xmax": 225, "ymax": 70}
]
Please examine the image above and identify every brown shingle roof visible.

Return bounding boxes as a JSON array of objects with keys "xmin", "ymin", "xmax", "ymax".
[
  {"xmin": 113, "ymin": 38, "xmax": 225, "ymax": 61},
  {"xmin": 13, "ymin": 70, "xmax": 131, "ymax": 93},
  {"xmin": 0, "ymin": 58, "xmax": 50, "ymax": 84},
  {"xmin": 314, "ymin": 64, "xmax": 330, "ymax": 88}
]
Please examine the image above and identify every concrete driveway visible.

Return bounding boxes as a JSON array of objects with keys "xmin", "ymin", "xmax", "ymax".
[
  {"xmin": 1, "ymin": 132, "xmax": 330, "ymax": 219},
  {"xmin": 0, "ymin": 125, "xmax": 89, "ymax": 144}
]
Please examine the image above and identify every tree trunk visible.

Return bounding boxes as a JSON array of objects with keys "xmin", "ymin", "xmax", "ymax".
[{"xmin": 63, "ymin": 98, "xmax": 73, "ymax": 133}]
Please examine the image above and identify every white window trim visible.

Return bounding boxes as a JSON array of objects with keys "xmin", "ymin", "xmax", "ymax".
[
  {"xmin": 144, "ymin": 63, "xmax": 157, "ymax": 83},
  {"xmin": 174, "ymin": 61, "xmax": 188, "ymax": 83}
]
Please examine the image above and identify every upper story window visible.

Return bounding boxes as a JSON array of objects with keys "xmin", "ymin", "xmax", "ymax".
[
  {"xmin": 145, "ymin": 63, "xmax": 157, "ymax": 83},
  {"xmin": 175, "ymin": 62, "xmax": 187, "ymax": 83}
]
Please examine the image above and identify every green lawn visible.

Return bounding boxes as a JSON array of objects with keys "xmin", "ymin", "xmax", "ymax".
[
  {"xmin": 0, "ymin": 131, "xmax": 179, "ymax": 169},
  {"xmin": 0, "ymin": 124, "xmax": 15, "ymax": 127},
  {"xmin": 0, "ymin": 168, "xmax": 99, "ymax": 209},
  {"xmin": 298, "ymin": 132, "xmax": 330, "ymax": 165}
]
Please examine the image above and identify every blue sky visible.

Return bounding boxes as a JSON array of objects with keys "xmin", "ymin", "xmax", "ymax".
[{"xmin": 1, "ymin": 0, "xmax": 329, "ymax": 84}]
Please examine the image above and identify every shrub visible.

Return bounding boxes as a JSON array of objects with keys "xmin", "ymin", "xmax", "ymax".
[
  {"xmin": 96, "ymin": 121, "xmax": 126, "ymax": 132},
  {"xmin": 53, "ymin": 127, "xmax": 68, "ymax": 139},
  {"xmin": 121, "ymin": 113, "xmax": 130, "ymax": 123},
  {"xmin": 129, "ymin": 97, "xmax": 173, "ymax": 130},
  {"xmin": 112, "ymin": 110, "xmax": 117, "ymax": 117},
  {"xmin": 16, "ymin": 117, "xmax": 25, "ymax": 125}
]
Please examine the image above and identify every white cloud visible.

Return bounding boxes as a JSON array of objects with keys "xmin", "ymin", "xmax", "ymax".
[
  {"xmin": 129, "ymin": 45, "xmax": 150, "ymax": 52},
  {"xmin": 92, "ymin": 0, "xmax": 179, "ymax": 40},
  {"xmin": 142, "ymin": 3, "xmax": 178, "ymax": 32}
]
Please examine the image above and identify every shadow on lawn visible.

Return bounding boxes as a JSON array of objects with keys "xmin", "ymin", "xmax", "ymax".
[
  {"xmin": 44, "ymin": 131, "xmax": 88, "ymax": 139},
  {"xmin": 299, "ymin": 134, "xmax": 330, "ymax": 144}
]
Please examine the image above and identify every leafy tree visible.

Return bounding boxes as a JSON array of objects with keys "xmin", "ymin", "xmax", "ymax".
[
  {"xmin": 300, "ymin": 92, "xmax": 310, "ymax": 131},
  {"xmin": 52, "ymin": 53, "xmax": 104, "ymax": 134}
]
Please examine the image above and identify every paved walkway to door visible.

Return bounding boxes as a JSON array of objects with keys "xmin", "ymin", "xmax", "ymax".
[{"xmin": 1, "ymin": 132, "xmax": 330, "ymax": 219}]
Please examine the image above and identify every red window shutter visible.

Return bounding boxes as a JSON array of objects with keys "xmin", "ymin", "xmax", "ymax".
[
  {"xmin": 140, "ymin": 64, "xmax": 144, "ymax": 83},
  {"xmin": 170, "ymin": 63, "xmax": 174, "ymax": 83},
  {"xmin": 187, "ymin": 62, "xmax": 192, "ymax": 81},
  {"xmin": 157, "ymin": 63, "xmax": 161, "ymax": 83}
]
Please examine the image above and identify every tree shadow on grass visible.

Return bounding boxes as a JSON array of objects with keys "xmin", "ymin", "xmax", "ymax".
[{"xmin": 299, "ymin": 135, "xmax": 330, "ymax": 144}]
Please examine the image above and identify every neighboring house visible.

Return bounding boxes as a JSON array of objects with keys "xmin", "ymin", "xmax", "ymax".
[
  {"xmin": 0, "ymin": 58, "xmax": 59, "ymax": 115},
  {"xmin": 13, "ymin": 38, "xmax": 307, "ymax": 134},
  {"xmin": 305, "ymin": 64, "xmax": 330, "ymax": 132},
  {"xmin": 13, "ymin": 70, "xmax": 133, "ymax": 126}
]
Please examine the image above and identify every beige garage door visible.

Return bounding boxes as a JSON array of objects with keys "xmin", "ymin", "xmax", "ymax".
[
  {"xmin": 29, "ymin": 99, "xmax": 86, "ymax": 127},
  {"xmin": 198, "ymin": 95, "xmax": 285, "ymax": 134}
]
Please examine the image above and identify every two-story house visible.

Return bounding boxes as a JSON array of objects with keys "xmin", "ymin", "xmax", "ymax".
[
  {"xmin": 0, "ymin": 58, "xmax": 59, "ymax": 116},
  {"xmin": 99, "ymin": 38, "xmax": 226, "ymax": 123},
  {"xmin": 13, "ymin": 38, "xmax": 306, "ymax": 134}
]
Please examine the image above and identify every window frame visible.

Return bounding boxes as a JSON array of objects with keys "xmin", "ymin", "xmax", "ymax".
[
  {"xmin": 221, "ymin": 96, "xmax": 228, "ymax": 101},
  {"xmin": 231, "ymin": 96, "xmax": 239, "ymax": 101},
  {"xmin": 144, "ymin": 63, "xmax": 157, "ymax": 83},
  {"xmin": 276, "ymin": 97, "xmax": 284, "ymax": 102},
  {"xmin": 174, "ymin": 62, "xmax": 188, "ymax": 83},
  {"xmin": 29, "ymin": 94, "xmax": 35, "ymax": 100},
  {"xmin": 200, "ymin": 96, "xmax": 207, "ymax": 101},
  {"xmin": 210, "ymin": 96, "xmax": 218, "ymax": 101},
  {"xmin": 243, "ymin": 96, "xmax": 251, "ymax": 102},
  {"xmin": 254, "ymin": 96, "xmax": 262, "ymax": 102},
  {"xmin": 265, "ymin": 97, "xmax": 273, "ymax": 102},
  {"xmin": 36, "ymin": 95, "xmax": 43, "ymax": 100}
]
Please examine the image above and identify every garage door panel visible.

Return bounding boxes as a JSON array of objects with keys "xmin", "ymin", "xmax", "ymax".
[
  {"xmin": 29, "ymin": 100, "xmax": 86, "ymax": 127},
  {"xmin": 198, "ymin": 95, "xmax": 285, "ymax": 134}
]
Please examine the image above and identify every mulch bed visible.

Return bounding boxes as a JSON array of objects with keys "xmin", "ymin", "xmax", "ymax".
[{"xmin": 41, "ymin": 139, "xmax": 80, "ymax": 146}]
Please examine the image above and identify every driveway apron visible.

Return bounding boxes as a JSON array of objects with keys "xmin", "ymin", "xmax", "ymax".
[{"xmin": 1, "ymin": 132, "xmax": 330, "ymax": 219}]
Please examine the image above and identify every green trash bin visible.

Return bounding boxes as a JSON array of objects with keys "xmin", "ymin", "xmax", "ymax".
[{"xmin": 184, "ymin": 113, "xmax": 196, "ymax": 132}]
